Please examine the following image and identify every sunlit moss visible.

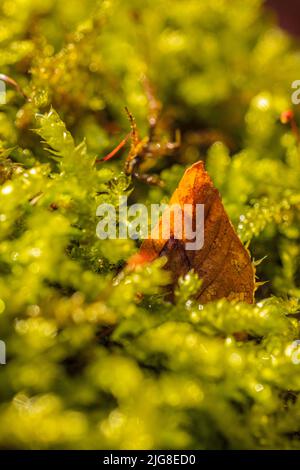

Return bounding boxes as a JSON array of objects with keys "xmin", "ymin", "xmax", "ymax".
[{"xmin": 0, "ymin": 0, "xmax": 300, "ymax": 450}]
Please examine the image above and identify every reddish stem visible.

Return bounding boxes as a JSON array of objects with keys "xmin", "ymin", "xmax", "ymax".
[
  {"xmin": 280, "ymin": 109, "xmax": 300, "ymax": 144},
  {"xmin": 96, "ymin": 133, "xmax": 130, "ymax": 163},
  {"xmin": 0, "ymin": 74, "xmax": 28, "ymax": 99}
]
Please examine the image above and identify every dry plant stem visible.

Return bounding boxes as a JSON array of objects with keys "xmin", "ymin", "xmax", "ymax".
[
  {"xmin": 0, "ymin": 73, "xmax": 28, "ymax": 100},
  {"xmin": 290, "ymin": 117, "xmax": 300, "ymax": 145},
  {"xmin": 96, "ymin": 133, "xmax": 130, "ymax": 163}
]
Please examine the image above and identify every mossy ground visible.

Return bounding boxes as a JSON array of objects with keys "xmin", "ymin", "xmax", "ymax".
[{"xmin": 0, "ymin": 0, "xmax": 300, "ymax": 449}]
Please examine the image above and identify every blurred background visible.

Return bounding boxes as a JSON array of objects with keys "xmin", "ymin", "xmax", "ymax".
[{"xmin": 267, "ymin": 0, "xmax": 300, "ymax": 37}]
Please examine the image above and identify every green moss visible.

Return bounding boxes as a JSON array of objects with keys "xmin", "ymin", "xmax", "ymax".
[{"xmin": 0, "ymin": 0, "xmax": 300, "ymax": 449}]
